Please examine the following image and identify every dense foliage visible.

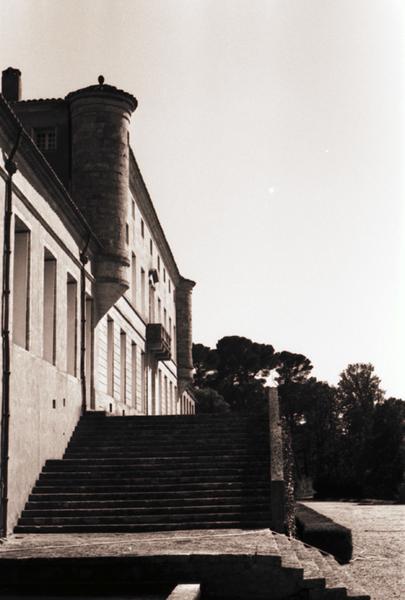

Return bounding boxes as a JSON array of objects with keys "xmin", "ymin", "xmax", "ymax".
[{"xmin": 192, "ymin": 337, "xmax": 404, "ymax": 500}]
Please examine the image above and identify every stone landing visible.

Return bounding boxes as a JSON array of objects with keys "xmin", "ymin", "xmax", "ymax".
[{"xmin": 0, "ymin": 528, "xmax": 370, "ymax": 599}]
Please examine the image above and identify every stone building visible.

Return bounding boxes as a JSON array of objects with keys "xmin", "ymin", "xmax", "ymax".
[{"xmin": 0, "ymin": 67, "xmax": 195, "ymax": 533}]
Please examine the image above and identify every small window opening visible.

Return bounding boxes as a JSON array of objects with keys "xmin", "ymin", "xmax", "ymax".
[
  {"xmin": 66, "ymin": 274, "xmax": 78, "ymax": 376},
  {"xmin": 13, "ymin": 217, "xmax": 30, "ymax": 349},
  {"xmin": 120, "ymin": 330, "xmax": 127, "ymax": 404},
  {"xmin": 141, "ymin": 219, "xmax": 145, "ymax": 238},
  {"xmin": 52, "ymin": 399, "xmax": 56, "ymax": 409},
  {"xmin": 107, "ymin": 317, "xmax": 114, "ymax": 396},
  {"xmin": 43, "ymin": 248, "xmax": 57, "ymax": 364},
  {"xmin": 125, "ymin": 223, "xmax": 129, "ymax": 244},
  {"xmin": 109, "ymin": 403, "xmax": 113, "ymax": 413},
  {"xmin": 34, "ymin": 127, "xmax": 57, "ymax": 151},
  {"xmin": 131, "ymin": 343, "xmax": 137, "ymax": 409}
]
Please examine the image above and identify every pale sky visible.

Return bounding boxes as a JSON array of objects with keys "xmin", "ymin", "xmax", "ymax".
[{"xmin": 1, "ymin": 0, "xmax": 404, "ymax": 398}]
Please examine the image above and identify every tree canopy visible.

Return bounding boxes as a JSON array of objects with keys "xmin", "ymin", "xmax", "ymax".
[{"xmin": 191, "ymin": 338, "xmax": 404, "ymax": 499}]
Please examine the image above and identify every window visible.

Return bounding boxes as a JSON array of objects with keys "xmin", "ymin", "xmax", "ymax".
[
  {"xmin": 163, "ymin": 268, "xmax": 166, "ymax": 283},
  {"xmin": 125, "ymin": 223, "xmax": 129, "ymax": 244},
  {"xmin": 43, "ymin": 249, "xmax": 57, "ymax": 364},
  {"xmin": 107, "ymin": 317, "xmax": 114, "ymax": 396},
  {"xmin": 157, "ymin": 255, "xmax": 160, "ymax": 272},
  {"xmin": 169, "ymin": 316, "xmax": 172, "ymax": 339},
  {"xmin": 149, "ymin": 239, "xmax": 153, "ymax": 255},
  {"xmin": 157, "ymin": 298, "xmax": 161, "ymax": 322},
  {"xmin": 131, "ymin": 342, "xmax": 137, "ymax": 409},
  {"xmin": 168, "ymin": 279, "xmax": 171, "ymax": 293},
  {"xmin": 85, "ymin": 297, "xmax": 93, "ymax": 407},
  {"xmin": 131, "ymin": 199, "xmax": 135, "ymax": 219},
  {"xmin": 13, "ymin": 218, "xmax": 30, "ymax": 349},
  {"xmin": 163, "ymin": 308, "xmax": 167, "ymax": 329},
  {"xmin": 149, "ymin": 283, "xmax": 155, "ymax": 323},
  {"xmin": 120, "ymin": 330, "xmax": 127, "ymax": 403},
  {"xmin": 66, "ymin": 274, "xmax": 77, "ymax": 376},
  {"xmin": 164, "ymin": 376, "xmax": 168, "ymax": 415},
  {"xmin": 169, "ymin": 381, "xmax": 173, "ymax": 414},
  {"xmin": 141, "ymin": 219, "xmax": 145, "ymax": 238},
  {"xmin": 140, "ymin": 268, "xmax": 145, "ymax": 316},
  {"xmin": 158, "ymin": 369, "xmax": 162, "ymax": 415},
  {"xmin": 34, "ymin": 127, "xmax": 57, "ymax": 151},
  {"xmin": 131, "ymin": 253, "xmax": 136, "ymax": 305},
  {"xmin": 141, "ymin": 351, "xmax": 146, "ymax": 413}
]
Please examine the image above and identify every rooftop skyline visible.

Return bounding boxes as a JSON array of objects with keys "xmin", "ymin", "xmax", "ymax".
[{"xmin": 0, "ymin": 0, "xmax": 403, "ymax": 397}]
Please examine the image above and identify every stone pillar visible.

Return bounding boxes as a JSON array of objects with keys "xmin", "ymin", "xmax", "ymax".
[
  {"xmin": 66, "ymin": 80, "xmax": 137, "ymax": 320},
  {"xmin": 175, "ymin": 277, "xmax": 195, "ymax": 394},
  {"xmin": 267, "ymin": 387, "xmax": 286, "ymax": 533}
]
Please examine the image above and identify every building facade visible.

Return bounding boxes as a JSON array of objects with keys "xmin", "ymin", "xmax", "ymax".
[{"xmin": 0, "ymin": 68, "xmax": 195, "ymax": 533}]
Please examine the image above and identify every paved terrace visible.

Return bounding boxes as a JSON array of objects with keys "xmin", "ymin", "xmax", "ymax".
[{"xmin": 0, "ymin": 528, "xmax": 280, "ymax": 559}]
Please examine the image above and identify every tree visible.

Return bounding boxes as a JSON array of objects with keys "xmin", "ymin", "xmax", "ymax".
[
  {"xmin": 275, "ymin": 351, "xmax": 314, "ymax": 428},
  {"xmin": 336, "ymin": 363, "xmax": 385, "ymax": 496},
  {"xmin": 214, "ymin": 336, "xmax": 278, "ymax": 411},
  {"xmin": 216, "ymin": 336, "xmax": 278, "ymax": 385},
  {"xmin": 364, "ymin": 398, "xmax": 404, "ymax": 499},
  {"xmin": 276, "ymin": 351, "xmax": 313, "ymax": 386},
  {"xmin": 194, "ymin": 388, "xmax": 230, "ymax": 414},
  {"xmin": 192, "ymin": 343, "xmax": 218, "ymax": 388},
  {"xmin": 192, "ymin": 336, "xmax": 279, "ymax": 412}
]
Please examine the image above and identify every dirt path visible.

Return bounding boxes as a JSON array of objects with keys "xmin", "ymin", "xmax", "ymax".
[{"xmin": 301, "ymin": 501, "xmax": 404, "ymax": 600}]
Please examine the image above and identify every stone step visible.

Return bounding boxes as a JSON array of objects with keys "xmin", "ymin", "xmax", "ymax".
[
  {"xmin": 19, "ymin": 509, "xmax": 271, "ymax": 525},
  {"xmin": 64, "ymin": 448, "xmax": 266, "ymax": 458},
  {"xmin": 22, "ymin": 502, "xmax": 271, "ymax": 517},
  {"xmin": 66, "ymin": 438, "xmax": 266, "ymax": 447},
  {"xmin": 42, "ymin": 461, "xmax": 267, "ymax": 479},
  {"xmin": 75, "ymin": 422, "xmax": 260, "ymax": 431},
  {"xmin": 37, "ymin": 472, "xmax": 269, "ymax": 484},
  {"xmin": 14, "ymin": 519, "xmax": 271, "ymax": 534},
  {"xmin": 81, "ymin": 414, "xmax": 258, "ymax": 422},
  {"xmin": 66, "ymin": 439, "xmax": 267, "ymax": 449},
  {"xmin": 29, "ymin": 488, "xmax": 270, "ymax": 501},
  {"xmin": 32, "ymin": 482, "xmax": 271, "ymax": 494},
  {"xmin": 272, "ymin": 534, "xmax": 370, "ymax": 600},
  {"xmin": 25, "ymin": 495, "xmax": 271, "ymax": 509},
  {"xmin": 44, "ymin": 458, "xmax": 269, "ymax": 470}
]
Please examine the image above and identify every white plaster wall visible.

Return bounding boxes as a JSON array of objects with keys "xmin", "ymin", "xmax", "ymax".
[
  {"xmin": 8, "ymin": 346, "xmax": 81, "ymax": 530},
  {"xmin": 125, "ymin": 192, "xmax": 177, "ymax": 358},
  {"xmin": 94, "ymin": 298, "xmax": 179, "ymax": 416},
  {"xmin": 0, "ymin": 163, "xmax": 93, "ymax": 532}
]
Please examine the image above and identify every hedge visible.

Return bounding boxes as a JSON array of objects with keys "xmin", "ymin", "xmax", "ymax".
[{"xmin": 295, "ymin": 503, "xmax": 353, "ymax": 563}]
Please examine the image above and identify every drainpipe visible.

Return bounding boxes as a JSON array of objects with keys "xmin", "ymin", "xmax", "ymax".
[
  {"xmin": 0, "ymin": 129, "xmax": 22, "ymax": 538},
  {"xmin": 79, "ymin": 236, "xmax": 90, "ymax": 416}
]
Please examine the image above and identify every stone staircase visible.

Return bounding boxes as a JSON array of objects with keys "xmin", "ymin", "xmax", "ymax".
[
  {"xmin": 270, "ymin": 531, "xmax": 370, "ymax": 599},
  {"xmin": 11, "ymin": 412, "xmax": 370, "ymax": 599},
  {"xmin": 15, "ymin": 411, "xmax": 273, "ymax": 533}
]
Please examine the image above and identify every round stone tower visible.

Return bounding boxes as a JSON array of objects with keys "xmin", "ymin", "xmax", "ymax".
[
  {"xmin": 176, "ymin": 277, "xmax": 196, "ymax": 393},
  {"xmin": 66, "ymin": 78, "xmax": 137, "ymax": 319}
]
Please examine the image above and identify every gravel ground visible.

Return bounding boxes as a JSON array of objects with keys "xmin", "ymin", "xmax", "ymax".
[{"xmin": 301, "ymin": 501, "xmax": 405, "ymax": 600}]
